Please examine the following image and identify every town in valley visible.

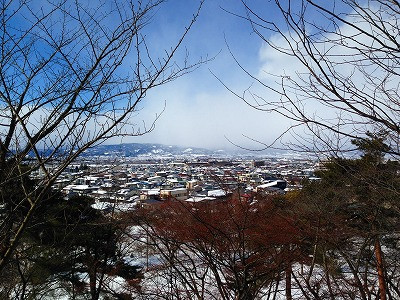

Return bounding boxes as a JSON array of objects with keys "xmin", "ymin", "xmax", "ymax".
[{"xmin": 37, "ymin": 143, "xmax": 321, "ymax": 212}]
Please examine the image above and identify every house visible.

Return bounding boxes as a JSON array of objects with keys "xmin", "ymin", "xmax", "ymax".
[
  {"xmin": 160, "ymin": 188, "xmax": 188, "ymax": 201},
  {"xmin": 62, "ymin": 184, "xmax": 98, "ymax": 197}
]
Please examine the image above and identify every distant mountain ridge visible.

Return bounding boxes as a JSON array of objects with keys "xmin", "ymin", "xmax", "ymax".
[
  {"xmin": 30, "ymin": 143, "xmax": 293, "ymax": 159},
  {"xmin": 81, "ymin": 143, "xmax": 217, "ymax": 158}
]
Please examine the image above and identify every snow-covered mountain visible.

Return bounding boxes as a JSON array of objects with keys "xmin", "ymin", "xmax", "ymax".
[
  {"xmin": 76, "ymin": 143, "xmax": 294, "ymax": 159},
  {"xmin": 81, "ymin": 143, "xmax": 216, "ymax": 158},
  {"xmin": 29, "ymin": 143, "xmax": 291, "ymax": 160}
]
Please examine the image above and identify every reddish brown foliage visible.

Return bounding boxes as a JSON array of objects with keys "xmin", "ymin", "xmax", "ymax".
[
  {"xmin": 136, "ymin": 193, "xmax": 308, "ymax": 299},
  {"xmin": 146, "ymin": 195, "xmax": 300, "ymax": 241}
]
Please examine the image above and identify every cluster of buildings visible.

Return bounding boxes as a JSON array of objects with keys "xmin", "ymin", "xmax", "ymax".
[{"xmin": 49, "ymin": 156, "xmax": 320, "ymax": 210}]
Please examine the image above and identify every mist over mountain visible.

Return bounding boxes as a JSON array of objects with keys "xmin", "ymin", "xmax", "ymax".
[
  {"xmin": 79, "ymin": 143, "xmax": 287, "ymax": 159},
  {"xmin": 82, "ymin": 143, "xmax": 212, "ymax": 157}
]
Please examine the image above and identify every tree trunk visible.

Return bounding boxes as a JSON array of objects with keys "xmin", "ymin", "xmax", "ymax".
[
  {"xmin": 89, "ymin": 267, "xmax": 98, "ymax": 300},
  {"xmin": 286, "ymin": 264, "xmax": 292, "ymax": 300},
  {"xmin": 375, "ymin": 238, "xmax": 386, "ymax": 300}
]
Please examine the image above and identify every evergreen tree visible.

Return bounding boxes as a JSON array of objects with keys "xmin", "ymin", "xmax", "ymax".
[
  {"xmin": 23, "ymin": 195, "xmax": 142, "ymax": 299},
  {"xmin": 295, "ymin": 132, "xmax": 400, "ymax": 299}
]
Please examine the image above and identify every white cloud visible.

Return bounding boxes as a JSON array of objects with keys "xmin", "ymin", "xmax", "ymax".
[
  {"xmin": 252, "ymin": 4, "xmax": 399, "ymax": 150},
  {"xmin": 119, "ymin": 74, "xmax": 291, "ymax": 150}
]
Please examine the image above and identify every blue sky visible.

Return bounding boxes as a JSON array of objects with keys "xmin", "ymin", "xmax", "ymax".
[
  {"xmin": 3, "ymin": 0, "xmax": 390, "ymax": 154},
  {"xmin": 121, "ymin": 0, "xmax": 293, "ymax": 150}
]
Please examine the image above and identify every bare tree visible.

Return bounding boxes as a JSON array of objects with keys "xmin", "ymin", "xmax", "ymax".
[
  {"xmin": 223, "ymin": 0, "xmax": 400, "ymax": 156},
  {"xmin": 0, "ymin": 0, "xmax": 204, "ymax": 274},
  {"xmin": 213, "ymin": 4, "xmax": 400, "ymax": 299},
  {"xmin": 131, "ymin": 193, "xmax": 306, "ymax": 299}
]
